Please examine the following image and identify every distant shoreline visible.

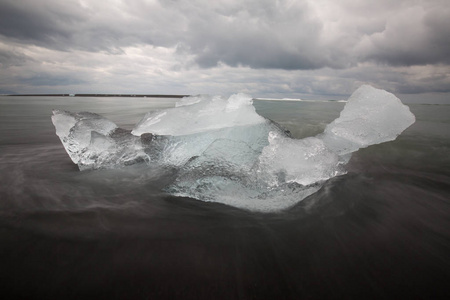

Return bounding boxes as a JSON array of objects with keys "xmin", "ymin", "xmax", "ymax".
[{"xmin": 4, "ymin": 94, "xmax": 190, "ymax": 98}]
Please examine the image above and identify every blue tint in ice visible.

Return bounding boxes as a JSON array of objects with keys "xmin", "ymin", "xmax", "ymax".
[
  {"xmin": 321, "ymin": 85, "xmax": 416, "ymax": 155},
  {"xmin": 132, "ymin": 93, "xmax": 266, "ymax": 136},
  {"xmin": 52, "ymin": 85, "xmax": 415, "ymax": 212},
  {"xmin": 51, "ymin": 110, "xmax": 152, "ymax": 170}
]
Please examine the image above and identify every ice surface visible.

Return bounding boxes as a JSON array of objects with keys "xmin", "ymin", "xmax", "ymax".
[
  {"xmin": 321, "ymin": 85, "xmax": 416, "ymax": 155},
  {"xmin": 152, "ymin": 121, "xmax": 287, "ymax": 167},
  {"xmin": 52, "ymin": 110, "xmax": 148, "ymax": 170},
  {"xmin": 52, "ymin": 85, "xmax": 415, "ymax": 212},
  {"xmin": 165, "ymin": 85, "xmax": 415, "ymax": 211},
  {"xmin": 256, "ymin": 131, "xmax": 344, "ymax": 187},
  {"xmin": 132, "ymin": 93, "xmax": 266, "ymax": 136}
]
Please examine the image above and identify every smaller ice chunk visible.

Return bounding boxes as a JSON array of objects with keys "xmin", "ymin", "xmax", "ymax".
[
  {"xmin": 321, "ymin": 85, "xmax": 416, "ymax": 155},
  {"xmin": 132, "ymin": 93, "xmax": 266, "ymax": 136},
  {"xmin": 52, "ymin": 110, "xmax": 118, "ymax": 165},
  {"xmin": 51, "ymin": 110, "xmax": 147, "ymax": 170}
]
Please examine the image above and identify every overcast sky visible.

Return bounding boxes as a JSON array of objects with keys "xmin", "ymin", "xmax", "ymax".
[{"xmin": 0, "ymin": 0, "xmax": 449, "ymax": 102}]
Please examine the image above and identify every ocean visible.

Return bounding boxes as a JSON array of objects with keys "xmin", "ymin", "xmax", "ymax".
[{"xmin": 0, "ymin": 96, "xmax": 449, "ymax": 299}]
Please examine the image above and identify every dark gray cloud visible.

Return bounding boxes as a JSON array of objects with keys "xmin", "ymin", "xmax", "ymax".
[
  {"xmin": 0, "ymin": 0, "xmax": 82, "ymax": 49},
  {"xmin": 360, "ymin": 4, "xmax": 450, "ymax": 66},
  {"xmin": 181, "ymin": 0, "xmax": 331, "ymax": 69},
  {"xmin": 0, "ymin": 0, "xmax": 142, "ymax": 53},
  {"xmin": 2, "ymin": 0, "xmax": 449, "ymax": 69},
  {"xmin": 0, "ymin": 48, "xmax": 31, "ymax": 67},
  {"xmin": 181, "ymin": 0, "xmax": 450, "ymax": 69},
  {"xmin": 0, "ymin": 0, "xmax": 449, "ymax": 99},
  {"xmin": 20, "ymin": 73, "xmax": 88, "ymax": 86}
]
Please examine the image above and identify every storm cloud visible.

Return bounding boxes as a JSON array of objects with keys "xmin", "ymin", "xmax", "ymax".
[{"xmin": 0, "ymin": 0, "xmax": 449, "ymax": 101}]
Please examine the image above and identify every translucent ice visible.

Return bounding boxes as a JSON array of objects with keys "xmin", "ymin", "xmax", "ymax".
[
  {"xmin": 132, "ymin": 93, "xmax": 266, "ymax": 136},
  {"xmin": 52, "ymin": 85, "xmax": 415, "ymax": 212},
  {"xmin": 52, "ymin": 99, "xmax": 286, "ymax": 170},
  {"xmin": 52, "ymin": 110, "xmax": 148, "ymax": 170},
  {"xmin": 256, "ymin": 132, "xmax": 344, "ymax": 187},
  {"xmin": 321, "ymin": 85, "xmax": 416, "ymax": 155},
  {"xmin": 166, "ymin": 85, "xmax": 415, "ymax": 211}
]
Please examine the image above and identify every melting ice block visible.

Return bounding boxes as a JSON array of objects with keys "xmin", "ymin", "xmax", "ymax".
[
  {"xmin": 321, "ymin": 85, "xmax": 416, "ymax": 155},
  {"xmin": 52, "ymin": 85, "xmax": 415, "ymax": 212},
  {"xmin": 51, "ymin": 94, "xmax": 282, "ymax": 170},
  {"xmin": 166, "ymin": 85, "xmax": 415, "ymax": 211},
  {"xmin": 52, "ymin": 110, "xmax": 148, "ymax": 170}
]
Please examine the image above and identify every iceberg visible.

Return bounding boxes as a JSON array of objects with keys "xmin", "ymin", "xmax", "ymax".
[
  {"xmin": 52, "ymin": 94, "xmax": 286, "ymax": 170},
  {"xmin": 51, "ymin": 110, "xmax": 149, "ymax": 170},
  {"xmin": 321, "ymin": 85, "xmax": 416, "ymax": 155},
  {"xmin": 52, "ymin": 85, "xmax": 415, "ymax": 212}
]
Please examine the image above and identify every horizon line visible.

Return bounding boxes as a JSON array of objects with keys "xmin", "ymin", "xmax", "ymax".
[{"xmin": 3, "ymin": 93, "xmax": 190, "ymax": 98}]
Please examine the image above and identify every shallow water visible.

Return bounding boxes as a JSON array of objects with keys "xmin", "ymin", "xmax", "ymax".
[{"xmin": 1, "ymin": 96, "xmax": 449, "ymax": 299}]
